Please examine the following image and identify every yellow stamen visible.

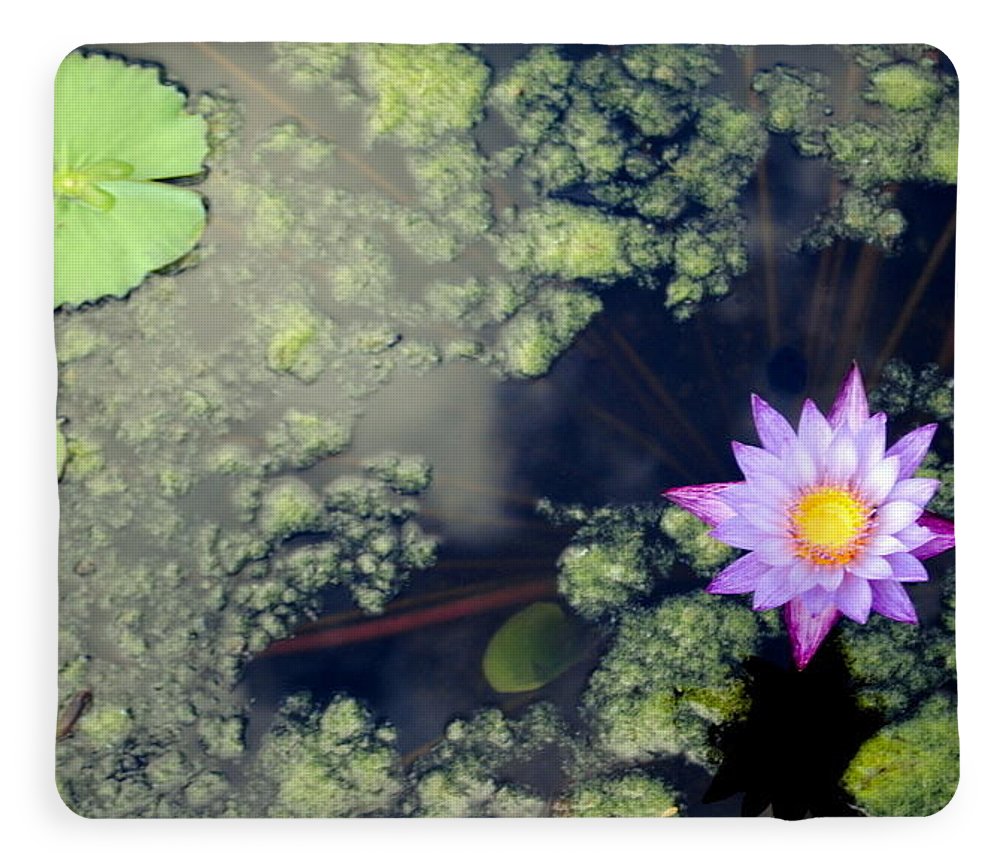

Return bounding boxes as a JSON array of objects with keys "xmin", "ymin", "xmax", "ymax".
[{"xmin": 787, "ymin": 486, "xmax": 874, "ymax": 566}]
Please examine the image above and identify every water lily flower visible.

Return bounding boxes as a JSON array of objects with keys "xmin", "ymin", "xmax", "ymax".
[{"xmin": 663, "ymin": 364, "xmax": 954, "ymax": 669}]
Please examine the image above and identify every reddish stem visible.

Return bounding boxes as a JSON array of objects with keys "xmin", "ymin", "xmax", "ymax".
[{"xmin": 258, "ymin": 579, "xmax": 556, "ymax": 658}]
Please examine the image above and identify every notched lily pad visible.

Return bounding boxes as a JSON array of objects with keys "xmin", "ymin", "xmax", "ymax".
[
  {"xmin": 482, "ymin": 601, "xmax": 586, "ymax": 693},
  {"xmin": 54, "ymin": 51, "xmax": 209, "ymax": 308}
]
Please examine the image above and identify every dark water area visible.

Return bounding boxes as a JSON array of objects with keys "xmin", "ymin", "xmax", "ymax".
[
  {"xmin": 706, "ymin": 653, "xmax": 882, "ymax": 818},
  {"xmin": 241, "ymin": 52, "xmax": 956, "ymax": 818}
]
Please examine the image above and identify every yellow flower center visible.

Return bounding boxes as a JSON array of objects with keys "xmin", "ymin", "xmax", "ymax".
[{"xmin": 787, "ymin": 486, "xmax": 874, "ymax": 566}]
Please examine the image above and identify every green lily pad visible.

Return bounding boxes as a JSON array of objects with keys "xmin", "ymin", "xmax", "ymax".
[
  {"xmin": 482, "ymin": 602, "xmax": 586, "ymax": 693},
  {"xmin": 54, "ymin": 52, "xmax": 209, "ymax": 308}
]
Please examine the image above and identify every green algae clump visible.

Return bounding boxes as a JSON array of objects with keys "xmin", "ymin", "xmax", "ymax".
[
  {"xmin": 558, "ymin": 542, "xmax": 648, "ymax": 619},
  {"xmin": 842, "ymin": 694, "xmax": 959, "ymax": 816},
  {"xmin": 752, "ymin": 65, "xmax": 829, "ymax": 148},
  {"xmin": 659, "ymin": 504, "xmax": 734, "ymax": 579},
  {"xmin": 489, "ymin": 46, "xmax": 574, "ymax": 145},
  {"xmin": 76, "ymin": 704, "xmax": 132, "ymax": 746},
  {"xmin": 866, "ymin": 63, "xmax": 943, "ymax": 111},
  {"xmin": 254, "ymin": 121, "xmax": 335, "ymax": 172},
  {"xmin": 837, "ymin": 616, "xmax": 953, "ymax": 718},
  {"xmin": 665, "ymin": 212, "xmax": 748, "ymax": 320},
  {"xmin": 356, "ymin": 44, "xmax": 490, "ymax": 147},
  {"xmin": 498, "ymin": 288, "xmax": 602, "ymax": 378},
  {"xmin": 582, "ymin": 593, "xmax": 761, "ymax": 768},
  {"xmin": 255, "ymin": 473, "xmax": 438, "ymax": 616},
  {"xmin": 619, "ymin": 45, "xmax": 720, "ymax": 89},
  {"xmin": 405, "ymin": 705, "xmax": 565, "ymax": 817},
  {"xmin": 408, "ymin": 138, "xmax": 492, "ymax": 240},
  {"xmin": 265, "ymin": 304, "xmax": 330, "ymax": 383},
  {"xmin": 498, "ymin": 202, "xmax": 660, "ymax": 283},
  {"xmin": 56, "ymin": 323, "xmax": 104, "ymax": 363},
  {"xmin": 870, "ymin": 359, "xmax": 954, "ymax": 426},
  {"xmin": 365, "ymin": 453, "xmax": 433, "ymax": 494},
  {"xmin": 259, "ymin": 478, "xmax": 326, "ymax": 540},
  {"xmin": 557, "ymin": 504, "xmax": 674, "ymax": 620},
  {"xmin": 926, "ymin": 104, "xmax": 959, "ymax": 184},
  {"xmin": 797, "ymin": 188, "xmax": 907, "ymax": 252},
  {"xmin": 251, "ymin": 695, "xmax": 403, "ymax": 817},
  {"xmin": 556, "ymin": 772, "xmax": 681, "ymax": 817},
  {"xmin": 264, "ymin": 410, "xmax": 351, "ymax": 470},
  {"xmin": 271, "ymin": 43, "xmax": 350, "ymax": 91}
]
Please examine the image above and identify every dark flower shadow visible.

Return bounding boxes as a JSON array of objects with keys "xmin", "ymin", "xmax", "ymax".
[{"xmin": 705, "ymin": 643, "xmax": 883, "ymax": 819}]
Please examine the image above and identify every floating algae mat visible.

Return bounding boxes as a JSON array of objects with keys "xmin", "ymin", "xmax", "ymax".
[{"xmin": 54, "ymin": 43, "xmax": 957, "ymax": 818}]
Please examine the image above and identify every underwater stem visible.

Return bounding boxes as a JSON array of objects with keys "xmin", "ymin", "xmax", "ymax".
[
  {"xmin": 874, "ymin": 212, "xmax": 956, "ymax": 377},
  {"xmin": 603, "ymin": 323, "xmax": 728, "ymax": 477},
  {"xmin": 832, "ymin": 243, "xmax": 882, "ymax": 382},
  {"xmin": 578, "ymin": 400, "xmax": 694, "ymax": 480},
  {"xmin": 195, "ymin": 42, "xmax": 411, "ymax": 205},
  {"xmin": 757, "ymin": 160, "xmax": 780, "ymax": 351},
  {"xmin": 258, "ymin": 578, "xmax": 557, "ymax": 657}
]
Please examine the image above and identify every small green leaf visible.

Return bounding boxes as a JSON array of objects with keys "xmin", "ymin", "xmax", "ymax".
[
  {"xmin": 482, "ymin": 602, "xmax": 585, "ymax": 693},
  {"xmin": 55, "ymin": 53, "xmax": 208, "ymax": 181},
  {"xmin": 55, "ymin": 182, "xmax": 205, "ymax": 307},
  {"xmin": 53, "ymin": 51, "xmax": 209, "ymax": 308}
]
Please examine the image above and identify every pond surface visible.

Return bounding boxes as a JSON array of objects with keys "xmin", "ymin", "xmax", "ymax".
[{"xmin": 56, "ymin": 43, "xmax": 956, "ymax": 818}]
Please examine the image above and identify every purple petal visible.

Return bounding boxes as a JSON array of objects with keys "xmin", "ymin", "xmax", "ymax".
[
  {"xmin": 885, "ymin": 423, "xmax": 938, "ymax": 479},
  {"xmin": 710, "ymin": 516, "xmax": 769, "ymax": 550},
  {"xmin": 784, "ymin": 597, "xmax": 841, "ymax": 669},
  {"xmin": 823, "ymin": 423, "xmax": 859, "ymax": 484},
  {"xmin": 853, "ymin": 413, "xmax": 887, "ymax": 480},
  {"xmin": 878, "ymin": 500, "xmax": 923, "ymax": 535},
  {"xmin": 867, "ymin": 534, "xmax": 908, "ymax": 555},
  {"xmin": 801, "ymin": 584, "xmax": 835, "ymax": 614},
  {"xmin": 706, "ymin": 552, "xmax": 770, "ymax": 594},
  {"xmin": 885, "ymin": 551, "xmax": 929, "ymax": 582},
  {"xmin": 732, "ymin": 442, "xmax": 784, "ymax": 481},
  {"xmin": 910, "ymin": 512, "xmax": 956, "ymax": 559},
  {"xmin": 847, "ymin": 552, "xmax": 894, "ymax": 581},
  {"xmin": 869, "ymin": 580, "xmax": 918, "ymax": 623},
  {"xmin": 751, "ymin": 394, "xmax": 796, "ymax": 455},
  {"xmin": 752, "ymin": 567, "xmax": 799, "ymax": 610},
  {"xmin": 835, "ymin": 572, "xmax": 873, "ymax": 623},
  {"xmin": 741, "ymin": 503, "xmax": 787, "ymax": 533},
  {"xmin": 895, "ymin": 523, "xmax": 934, "ymax": 551},
  {"xmin": 753, "ymin": 535, "xmax": 797, "ymax": 566},
  {"xmin": 787, "ymin": 559, "xmax": 820, "ymax": 594},
  {"xmin": 784, "ymin": 439, "xmax": 818, "ymax": 488},
  {"xmin": 827, "ymin": 363, "xmax": 869, "ymax": 431},
  {"xmin": 887, "ymin": 477, "xmax": 939, "ymax": 509},
  {"xmin": 798, "ymin": 399, "xmax": 833, "ymax": 464},
  {"xmin": 662, "ymin": 482, "xmax": 739, "ymax": 528},
  {"xmin": 816, "ymin": 564, "xmax": 845, "ymax": 591},
  {"xmin": 719, "ymin": 484, "xmax": 787, "ymax": 515},
  {"xmin": 857, "ymin": 454, "xmax": 900, "ymax": 504}
]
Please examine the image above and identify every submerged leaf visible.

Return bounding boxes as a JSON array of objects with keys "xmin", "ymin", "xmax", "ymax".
[
  {"xmin": 54, "ymin": 52, "xmax": 209, "ymax": 308},
  {"xmin": 482, "ymin": 602, "xmax": 585, "ymax": 693}
]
